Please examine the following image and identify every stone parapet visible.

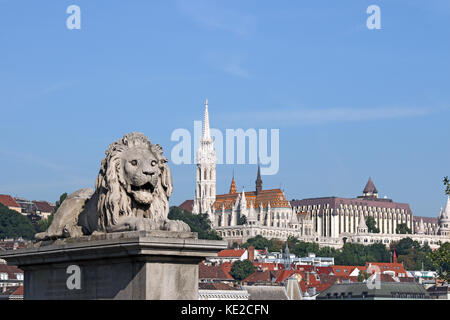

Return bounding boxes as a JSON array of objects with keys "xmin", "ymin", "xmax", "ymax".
[{"xmin": 0, "ymin": 231, "xmax": 227, "ymax": 300}]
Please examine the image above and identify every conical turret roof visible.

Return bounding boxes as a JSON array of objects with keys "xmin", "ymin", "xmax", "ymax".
[
  {"xmin": 358, "ymin": 212, "xmax": 368, "ymax": 230},
  {"xmin": 443, "ymin": 196, "xmax": 450, "ymax": 220},
  {"xmin": 363, "ymin": 177, "xmax": 378, "ymax": 194},
  {"xmin": 229, "ymin": 174, "xmax": 237, "ymax": 194}
]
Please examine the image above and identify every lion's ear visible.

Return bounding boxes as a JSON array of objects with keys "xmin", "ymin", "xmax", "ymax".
[{"xmin": 161, "ymin": 163, "xmax": 173, "ymax": 198}]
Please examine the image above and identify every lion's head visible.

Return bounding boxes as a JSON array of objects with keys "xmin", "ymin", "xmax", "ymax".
[{"xmin": 94, "ymin": 132, "xmax": 173, "ymax": 230}]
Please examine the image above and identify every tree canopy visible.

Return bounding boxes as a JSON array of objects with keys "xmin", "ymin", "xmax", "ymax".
[
  {"xmin": 444, "ymin": 176, "xmax": 450, "ymax": 195},
  {"xmin": 229, "ymin": 259, "xmax": 256, "ymax": 281},
  {"xmin": 396, "ymin": 223, "xmax": 412, "ymax": 234},
  {"xmin": 168, "ymin": 206, "xmax": 222, "ymax": 240},
  {"xmin": 237, "ymin": 215, "xmax": 247, "ymax": 225},
  {"xmin": 239, "ymin": 234, "xmax": 283, "ymax": 252},
  {"xmin": 390, "ymin": 237, "xmax": 434, "ymax": 270},
  {"xmin": 0, "ymin": 204, "xmax": 36, "ymax": 240},
  {"xmin": 366, "ymin": 216, "xmax": 380, "ymax": 233},
  {"xmin": 429, "ymin": 242, "xmax": 450, "ymax": 282}
]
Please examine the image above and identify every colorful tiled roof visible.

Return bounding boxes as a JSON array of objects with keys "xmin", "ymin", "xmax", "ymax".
[
  {"xmin": 218, "ymin": 249, "xmax": 246, "ymax": 257},
  {"xmin": 214, "ymin": 188, "xmax": 290, "ymax": 211}
]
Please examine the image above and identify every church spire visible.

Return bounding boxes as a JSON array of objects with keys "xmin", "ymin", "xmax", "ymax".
[
  {"xmin": 229, "ymin": 171, "xmax": 237, "ymax": 194},
  {"xmin": 255, "ymin": 163, "xmax": 262, "ymax": 195},
  {"xmin": 202, "ymin": 99, "xmax": 211, "ymax": 139},
  {"xmin": 193, "ymin": 99, "xmax": 216, "ymax": 215}
]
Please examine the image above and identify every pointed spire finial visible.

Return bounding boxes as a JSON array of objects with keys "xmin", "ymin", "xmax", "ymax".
[
  {"xmin": 229, "ymin": 172, "xmax": 237, "ymax": 194},
  {"xmin": 255, "ymin": 163, "xmax": 263, "ymax": 195},
  {"xmin": 202, "ymin": 99, "xmax": 211, "ymax": 139}
]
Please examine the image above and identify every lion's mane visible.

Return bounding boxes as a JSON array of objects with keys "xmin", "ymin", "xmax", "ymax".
[{"xmin": 94, "ymin": 133, "xmax": 173, "ymax": 231}]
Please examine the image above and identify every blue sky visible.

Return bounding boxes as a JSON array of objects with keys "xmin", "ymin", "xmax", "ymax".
[{"xmin": 0, "ymin": 1, "xmax": 449, "ymax": 218}]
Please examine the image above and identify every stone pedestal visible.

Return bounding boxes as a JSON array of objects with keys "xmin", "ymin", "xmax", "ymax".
[{"xmin": 0, "ymin": 231, "xmax": 227, "ymax": 300}]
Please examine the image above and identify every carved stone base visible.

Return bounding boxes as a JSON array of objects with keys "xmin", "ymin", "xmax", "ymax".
[{"xmin": 0, "ymin": 231, "xmax": 227, "ymax": 300}]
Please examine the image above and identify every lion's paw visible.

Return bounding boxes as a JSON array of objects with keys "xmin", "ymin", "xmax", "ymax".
[{"xmin": 162, "ymin": 219, "xmax": 191, "ymax": 232}]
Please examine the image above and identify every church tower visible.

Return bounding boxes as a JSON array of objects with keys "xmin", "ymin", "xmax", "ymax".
[{"xmin": 193, "ymin": 99, "xmax": 216, "ymax": 216}]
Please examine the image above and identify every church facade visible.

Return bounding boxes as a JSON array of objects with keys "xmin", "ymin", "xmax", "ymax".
[{"xmin": 179, "ymin": 101, "xmax": 450, "ymax": 249}]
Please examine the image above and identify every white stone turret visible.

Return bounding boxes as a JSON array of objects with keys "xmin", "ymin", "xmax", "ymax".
[
  {"xmin": 417, "ymin": 218, "xmax": 425, "ymax": 235},
  {"xmin": 290, "ymin": 207, "xmax": 299, "ymax": 228},
  {"xmin": 439, "ymin": 197, "xmax": 450, "ymax": 237},
  {"xmin": 248, "ymin": 201, "xmax": 257, "ymax": 225},
  {"xmin": 193, "ymin": 99, "xmax": 216, "ymax": 216},
  {"xmin": 357, "ymin": 212, "xmax": 368, "ymax": 234}
]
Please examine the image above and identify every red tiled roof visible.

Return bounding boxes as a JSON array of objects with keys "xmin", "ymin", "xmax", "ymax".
[
  {"xmin": 0, "ymin": 195, "xmax": 20, "ymax": 208},
  {"xmin": 314, "ymin": 266, "xmax": 333, "ymax": 275},
  {"xmin": 0, "ymin": 285, "xmax": 23, "ymax": 297},
  {"xmin": 366, "ymin": 262, "xmax": 407, "ymax": 276},
  {"xmin": 243, "ymin": 270, "xmax": 283, "ymax": 284},
  {"xmin": 331, "ymin": 265, "xmax": 360, "ymax": 276},
  {"xmin": 32, "ymin": 201, "xmax": 54, "ymax": 213},
  {"xmin": 199, "ymin": 263, "xmax": 234, "ymax": 281},
  {"xmin": 0, "ymin": 264, "xmax": 23, "ymax": 280},
  {"xmin": 178, "ymin": 200, "xmax": 194, "ymax": 212},
  {"xmin": 12, "ymin": 286, "xmax": 23, "ymax": 295},
  {"xmin": 218, "ymin": 249, "xmax": 246, "ymax": 258}
]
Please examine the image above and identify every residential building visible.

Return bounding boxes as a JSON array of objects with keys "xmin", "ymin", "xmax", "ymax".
[
  {"xmin": 0, "ymin": 195, "xmax": 21, "ymax": 213},
  {"xmin": 317, "ymin": 282, "xmax": 430, "ymax": 300}
]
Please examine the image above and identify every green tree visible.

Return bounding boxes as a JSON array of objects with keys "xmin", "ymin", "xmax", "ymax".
[
  {"xmin": 237, "ymin": 215, "xmax": 247, "ymax": 225},
  {"xmin": 391, "ymin": 238, "xmax": 434, "ymax": 270},
  {"xmin": 357, "ymin": 272, "xmax": 364, "ymax": 282},
  {"xmin": 444, "ymin": 176, "xmax": 450, "ymax": 195},
  {"xmin": 396, "ymin": 223, "xmax": 412, "ymax": 234},
  {"xmin": 229, "ymin": 259, "xmax": 256, "ymax": 281},
  {"xmin": 231, "ymin": 241, "xmax": 239, "ymax": 249},
  {"xmin": 429, "ymin": 242, "xmax": 450, "ymax": 282},
  {"xmin": 240, "ymin": 235, "xmax": 271, "ymax": 250},
  {"xmin": 391, "ymin": 237, "xmax": 415, "ymax": 256},
  {"xmin": 0, "ymin": 204, "xmax": 36, "ymax": 240},
  {"xmin": 334, "ymin": 243, "xmax": 370, "ymax": 266},
  {"xmin": 53, "ymin": 193, "xmax": 68, "ymax": 213},
  {"xmin": 291, "ymin": 241, "xmax": 320, "ymax": 257},
  {"xmin": 366, "ymin": 243, "xmax": 390, "ymax": 262},
  {"xmin": 366, "ymin": 216, "xmax": 380, "ymax": 233},
  {"xmin": 168, "ymin": 206, "xmax": 222, "ymax": 240}
]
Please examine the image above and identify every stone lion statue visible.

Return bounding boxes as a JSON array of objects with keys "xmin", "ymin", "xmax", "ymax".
[{"xmin": 35, "ymin": 132, "xmax": 190, "ymax": 240}]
